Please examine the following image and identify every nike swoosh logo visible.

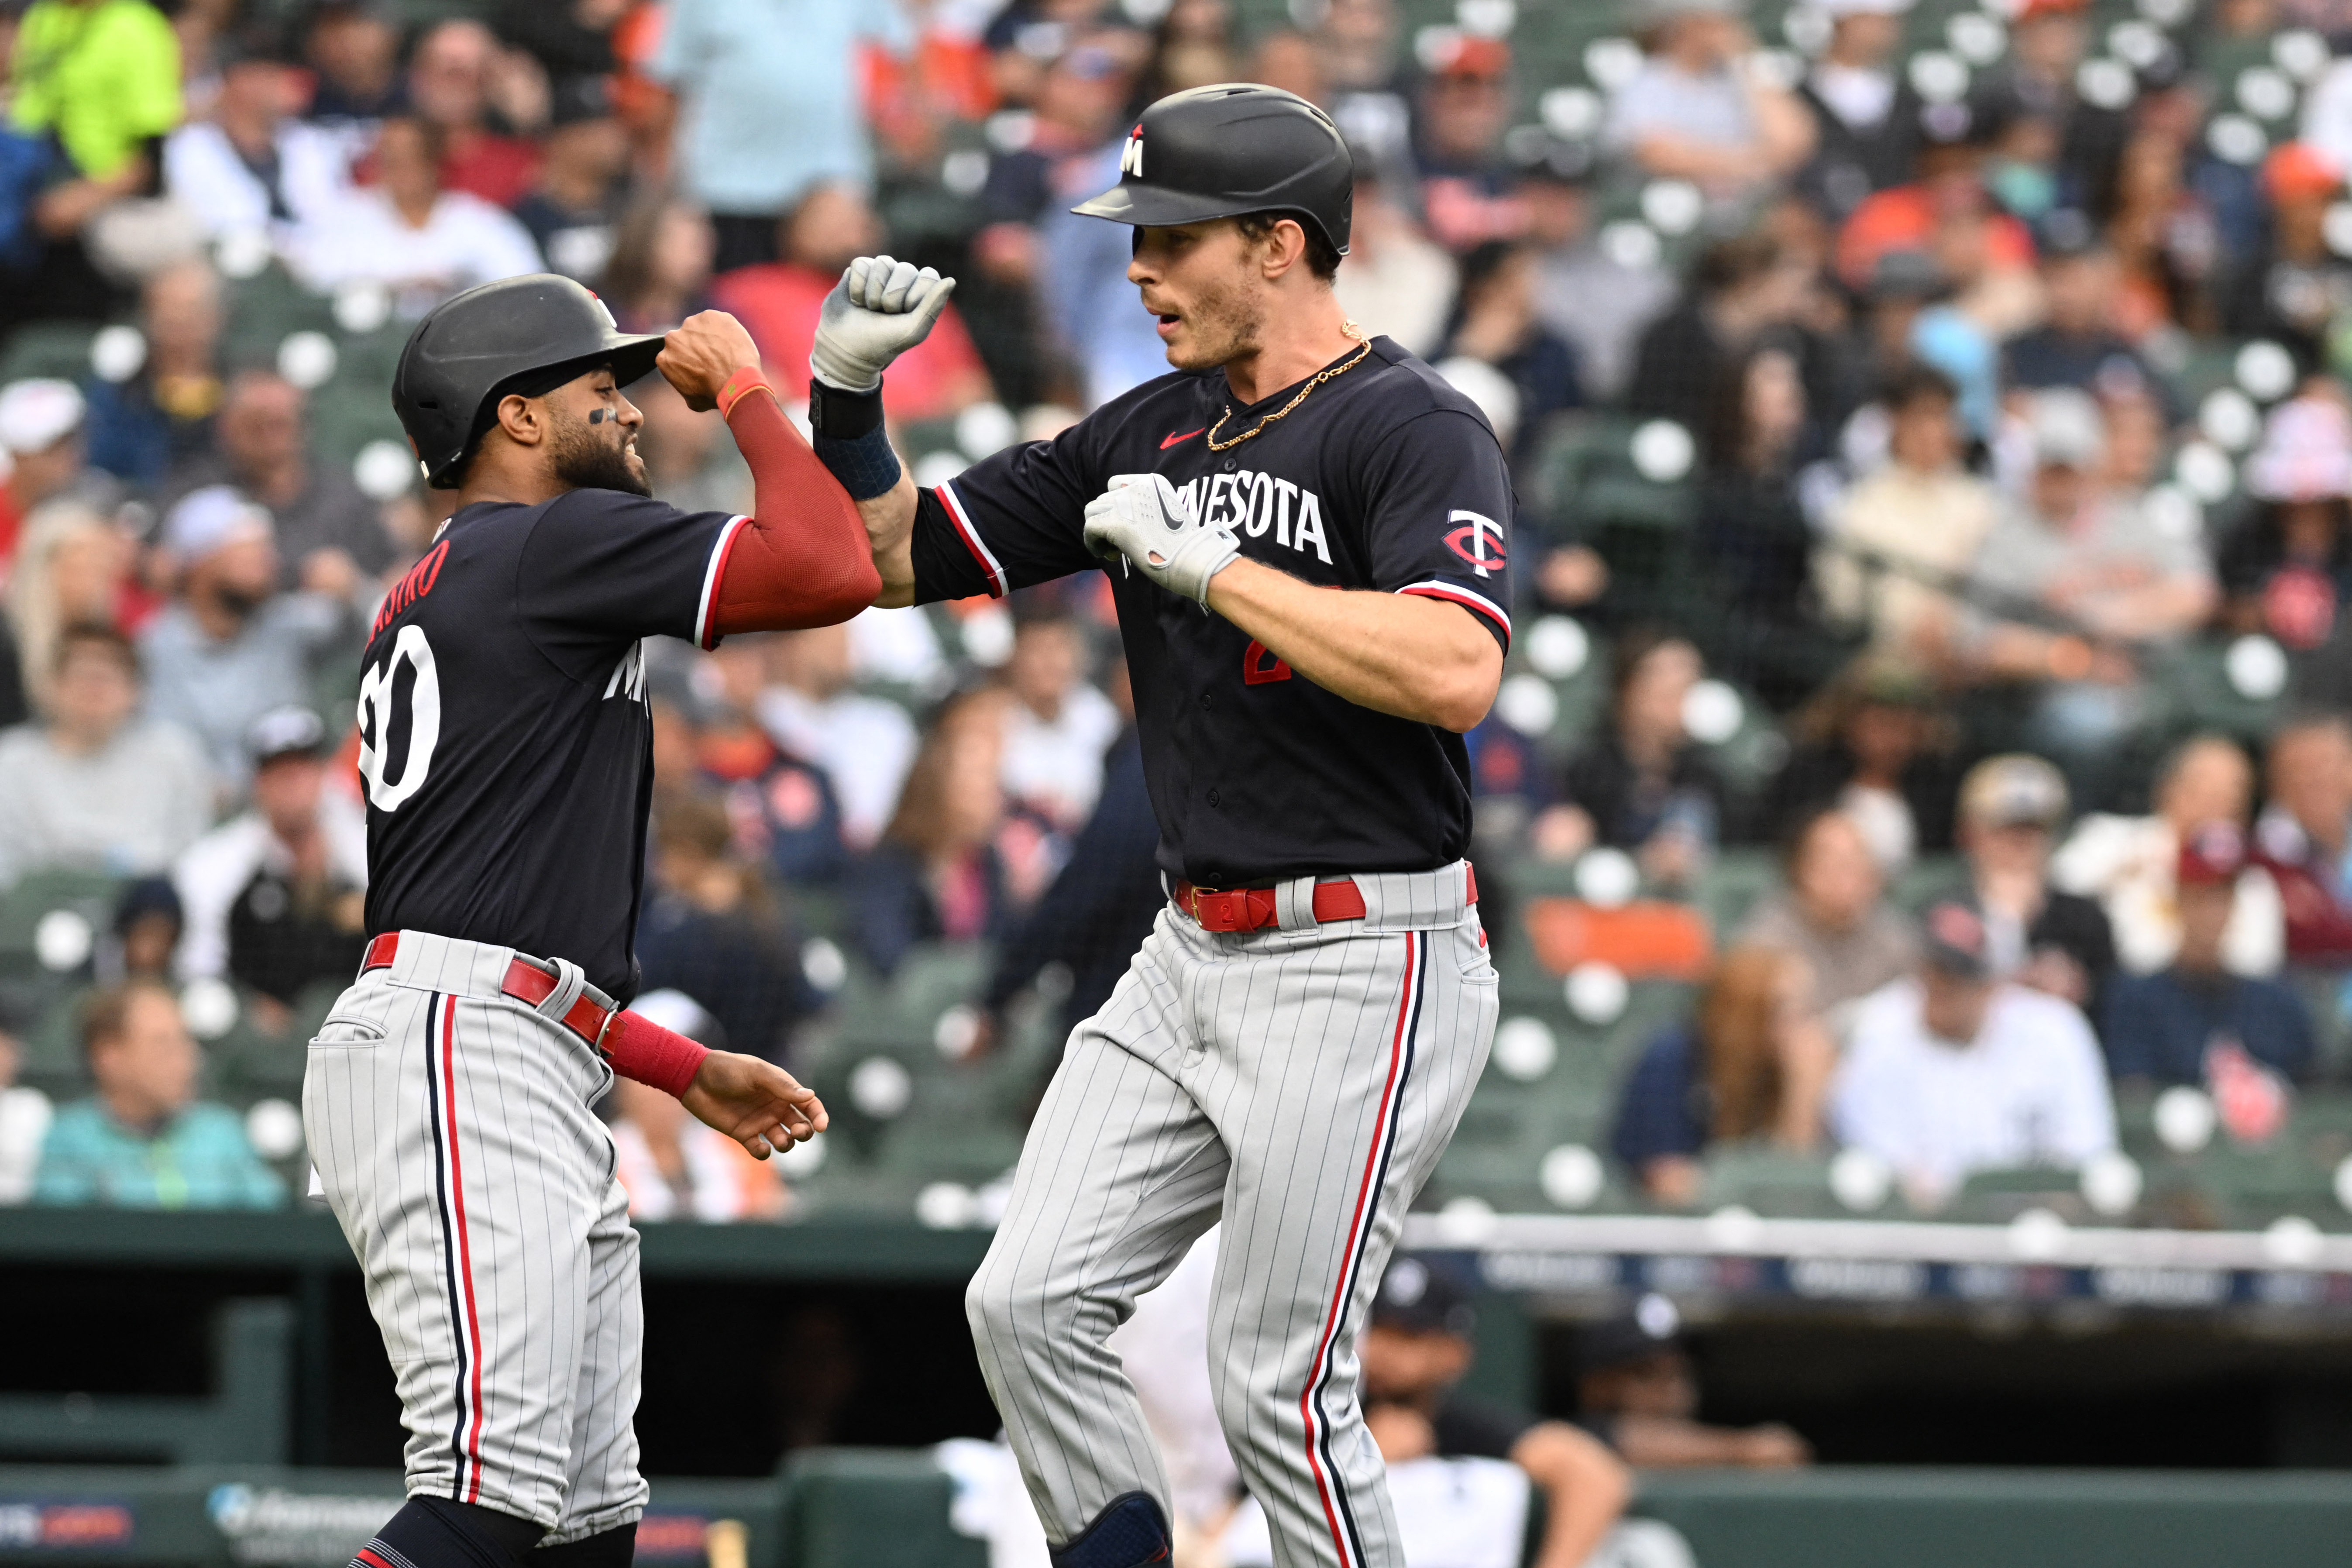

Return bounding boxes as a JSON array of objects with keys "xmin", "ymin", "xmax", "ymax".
[{"xmin": 1159, "ymin": 427, "xmax": 1205, "ymax": 450}]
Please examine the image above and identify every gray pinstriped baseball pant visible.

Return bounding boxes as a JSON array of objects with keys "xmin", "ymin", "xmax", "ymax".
[
  {"xmin": 303, "ymin": 932, "xmax": 648, "ymax": 1542},
  {"xmin": 967, "ymin": 863, "xmax": 1496, "ymax": 1568}
]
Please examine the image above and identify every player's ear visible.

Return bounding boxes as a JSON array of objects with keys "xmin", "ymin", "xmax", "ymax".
[{"xmin": 492, "ymin": 392, "xmax": 546, "ymax": 449}]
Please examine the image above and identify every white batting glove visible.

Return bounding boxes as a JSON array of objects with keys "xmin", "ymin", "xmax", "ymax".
[
  {"xmin": 1083, "ymin": 473, "xmax": 1240, "ymax": 605},
  {"xmin": 809, "ymin": 254, "xmax": 957, "ymax": 392}
]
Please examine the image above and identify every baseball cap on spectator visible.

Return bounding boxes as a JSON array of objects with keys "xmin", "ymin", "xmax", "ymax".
[
  {"xmin": 2178, "ymin": 823, "xmax": 2249, "ymax": 886},
  {"xmin": 2026, "ymin": 388, "xmax": 2105, "ymax": 471},
  {"xmin": 162, "ymin": 485, "xmax": 272, "ymax": 560},
  {"xmin": 1921, "ymin": 895, "xmax": 1994, "ymax": 980},
  {"xmin": 549, "ymin": 73, "xmax": 613, "ymax": 128},
  {"xmin": 1870, "ymin": 249, "xmax": 1951, "ymax": 301},
  {"xmin": 1816, "ymin": 0, "xmax": 1912, "ymax": 13},
  {"xmin": 1579, "ymin": 1292, "xmax": 1684, "ymax": 1373},
  {"xmin": 2245, "ymin": 396, "xmax": 2352, "ymax": 503},
  {"xmin": 1627, "ymin": 0, "xmax": 1747, "ymax": 25},
  {"xmin": 1370, "ymin": 1256, "xmax": 1477, "ymax": 1338},
  {"xmin": 1425, "ymin": 33, "xmax": 1510, "ymax": 79},
  {"xmin": 2264, "ymin": 143, "xmax": 2343, "ymax": 205},
  {"xmin": 1959, "ymin": 754, "xmax": 2069, "ymax": 831},
  {"xmin": 0, "ymin": 378, "xmax": 85, "ymax": 454},
  {"xmin": 2014, "ymin": 0, "xmax": 2089, "ymax": 19},
  {"xmin": 246, "ymin": 705, "xmax": 327, "ymax": 767},
  {"xmin": 2036, "ymin": 207, "xmax": 2099, "ymax": 259}
]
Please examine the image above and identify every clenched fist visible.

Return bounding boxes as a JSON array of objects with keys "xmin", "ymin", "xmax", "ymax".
[{"xmin": 656, "ymin": 309, "xmax": 764, "ymax": 413}]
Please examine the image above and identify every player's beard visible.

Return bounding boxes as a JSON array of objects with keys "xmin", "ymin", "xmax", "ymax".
[
  {"xmin": 549, "ymin": 407, "xmax": 652, "ymax": 497},
  {"xmin": 1173, "ymin": 276, "xmax": 1265, "ymax": 373}
]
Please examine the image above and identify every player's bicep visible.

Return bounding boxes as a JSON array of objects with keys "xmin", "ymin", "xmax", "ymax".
[
  {"xmin": 519, "ymin": 491, "xmax": 739, "ymax": 648},
  {"xmin": 908, "ymin": 436, "xmax": 1100, "ymax": 606},
  {"xmin": 1363, "ymin": 409, "xmax": 1516, "ymax": 654}
]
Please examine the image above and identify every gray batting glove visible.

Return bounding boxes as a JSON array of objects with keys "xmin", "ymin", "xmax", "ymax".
[
  {"xmin": 1083, "ymin": 473, "xmax": 1240, "ymax": 605},
  {"xmin": 809, "ymin": 254, "xmax": 957, "ymax": 393}
]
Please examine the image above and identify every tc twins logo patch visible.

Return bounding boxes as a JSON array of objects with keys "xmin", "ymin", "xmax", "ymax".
[
  {"xmin": 1443, "ymin": 510, "xmax": 1506, "ymax": 578},
  {"xmin": 1120, "ymin": 127, "xmax": 1145, "ymax": 178}
]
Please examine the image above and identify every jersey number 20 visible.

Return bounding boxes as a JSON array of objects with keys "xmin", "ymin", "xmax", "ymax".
[{"xmin": 357, "ymin": 624, "xmax": 441, "ymax": 812}]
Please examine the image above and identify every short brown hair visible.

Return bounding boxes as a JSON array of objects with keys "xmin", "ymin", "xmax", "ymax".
[
  {"xmin": 79, "ymin": 979, "xmax": 174, "ymax": 1060},
  {"xmin": 1234, "ymin": 211, "xmax": 1341, "ymax": 282}
]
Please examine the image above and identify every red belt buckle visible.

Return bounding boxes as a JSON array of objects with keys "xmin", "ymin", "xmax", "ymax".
[{"xmin": 1186, "ymin": 886, "xmax": 1262, "ymax": 932}]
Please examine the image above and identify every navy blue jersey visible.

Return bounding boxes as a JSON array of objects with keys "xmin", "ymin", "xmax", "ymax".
[
  {"xmin": 358, "ymin": 489, "xmax": 748, "ymax": 999},
  {"xmin": 911, "ymin": 336, "xmax": 1513, "ymax": 886}
]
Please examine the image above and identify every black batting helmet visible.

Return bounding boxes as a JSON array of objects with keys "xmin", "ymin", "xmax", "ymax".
[
  {"xmin": 392, "ymin": 274, "xmax": 667, "ymax": 489},
  {"xmin": 1070, "ymin": 83, "xmax": 1353, "ymax": 257}
]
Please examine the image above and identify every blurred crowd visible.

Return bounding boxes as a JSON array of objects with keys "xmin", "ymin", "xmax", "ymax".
[{"xmin": 4, "ymin": 0, "xmax": 2352, "ymax": 1238}]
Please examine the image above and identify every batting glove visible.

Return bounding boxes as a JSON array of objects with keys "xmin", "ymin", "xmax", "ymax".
[
  {"xmin": 1083, "ymin": 473, "xmax": 1241, "ymax": 605},
  {"xmin": 810, "ymin": 254, "xmax": 957, "ymax": 393}
]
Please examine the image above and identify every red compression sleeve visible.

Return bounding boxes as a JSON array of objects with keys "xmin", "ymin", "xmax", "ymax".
[
  {"xmin": 706, "ymin": 368, "xmax": 882, "ymax": 642},
  {"xmin": 600, "ymin": 1008, "xmax": 711, "ymax": 1098}
]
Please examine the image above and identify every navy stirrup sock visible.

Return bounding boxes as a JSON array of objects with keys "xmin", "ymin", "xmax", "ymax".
[
  {"xmin": 351, "ymin": 1497, "xmax": 542, "ymax": 1568},
  {"xmin": 1049, "ymin": 1492, "xmax": 1170, "ymax": 1568}
]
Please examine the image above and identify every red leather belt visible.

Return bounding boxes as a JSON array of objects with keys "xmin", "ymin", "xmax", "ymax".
[
  {"xmin": 1172, "ymin": 867, "xmax": 1476, "ymax": 934},
  {"xmin": 361, "ymin": 931, "xmax": 616, "ymax": 1048}
]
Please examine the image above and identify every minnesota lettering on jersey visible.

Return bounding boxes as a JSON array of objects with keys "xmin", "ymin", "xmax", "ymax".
[{"xmin": 1176, "ymin": 469, "xmax": 1331, "ymax": 564}]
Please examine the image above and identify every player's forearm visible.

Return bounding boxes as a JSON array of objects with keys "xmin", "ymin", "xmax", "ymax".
[
  {"xmin": 1513, "ymin": 1423, "xmax": 1631, "ymax": 1568},
  {"xmin": 861, "ymin": 471, "xmax": 920, "ymax": 608},
  {"xmin": 707, "ymin": 372, "xmax": 882, "ymax": 634},
  {"xmin": 1205, "ymin": 558, "xmax": 1502, "ymax": 731}
]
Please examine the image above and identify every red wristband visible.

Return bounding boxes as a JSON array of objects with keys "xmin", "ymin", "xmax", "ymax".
[
  {"xmin": 600, "ymin": 1008, "xmax": 711, "ymax": 1097},
  {"xmin": 716, "ymin": 366, "xmax": 770, "ymax": 420}
]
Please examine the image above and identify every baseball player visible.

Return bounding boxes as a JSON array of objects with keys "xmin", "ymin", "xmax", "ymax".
[
  {"xmin": 305, "ymin": 275, "xmax": 879, "ymax": 1568},
  {"xmin": 806, "ymin": 86, "xmax": 1510, "ymax": 1568}
]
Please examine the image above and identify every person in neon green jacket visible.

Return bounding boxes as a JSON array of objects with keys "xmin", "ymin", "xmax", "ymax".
[{"xmin": 10, "ymin": 0, "xmax": 182, "ymax": 238}]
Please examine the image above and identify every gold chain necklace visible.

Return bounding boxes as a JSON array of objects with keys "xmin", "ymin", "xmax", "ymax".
[{"xmin": 1206, "ymin": 322, "xmax": 1372, "ymax": 451}]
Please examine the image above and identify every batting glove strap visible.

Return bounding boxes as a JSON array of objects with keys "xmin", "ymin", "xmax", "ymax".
[
  {"xmin": 600, "ymin": 1008, "xmax": 711, "ymax": 1098},
  {"xmin": 1083, "ymin": 472, "xmax": 1241, "ymax": 605},
  {"xmin": 809, "ymin": 254, "xmax": 956, "ymax": 394}
]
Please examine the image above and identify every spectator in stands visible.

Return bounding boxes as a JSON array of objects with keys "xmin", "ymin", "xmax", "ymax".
[
  {"xmin": 600, "ymin": 196, "xmax": 716, "ymax": 334},
  {"xmin": 2054, "ymin": 732, "xmax": 2281, "ymax": 977},
  {"xmin": 635, "ymin": 794, "xmax": 817, "ymax": 1066},
  {"xmin": 1767, "ymin": 655, "xmax": 1957, "ymax": 868},
  {"xmin": 1536, "ymin": 630, "xmax": 1723, "ymax": 890},
  {"xmin": 0, "ymin": 378, "xmax": 107, "ymax": 571},
  {"xmin": 1604, "ymin": 0, "xmax": 1815, "ymax": 202},
  {"xmin": 1440, "ymin": 241, "xmax": 1582, "ymax": 466},
  {"xmin": 2002, "ymin": 230, "xmax": 2170, "ymax": 410},
  {"xmin": 2104, "ymin": 826, "xmax": 2316, "ymax": 1086},
  {"xmin": 0, "ymin": 624, "xmax": 208, "ymax": 887},
  {"xmin": 1, "ymin": 0, "xmax": 183, "ymax": 332},
  {"xmin": 1332, "ymin": 172, "xmax": 1457, "ymax": 361},
  {"xmin": 714, "ymin": 183, "xmax": 992, "ymax": 421},
  {"xmin": 404, "ymin": 19, "xmax": 543, "ymax": 208},
  {"xmin": 138, "ymin": 486, "xmax": 356, "ymax": 792},
  {"xmin": 1834, "ymin": 104, "xmax": 2038, "ymax": 329},
  {"xmin": 110, "ymin": 875, "xmax": 181, "ymax": 983},
  {"xmin": 301, "ymin": 0, "xmax": 403, "ymax": 125},
  {"xmin": 1793, "ymin": 0, "xmax": 1919, "ymax": 222},
  {"xmin": 289, "ymin": 117, "xmax": 543, "ymax": 319},
  {"xmin": 1695, "ymin": 340, "xmax": 1830, "ymax": 708},
  {"xmin": 1356, "ymin": 1259, "xmax": 1632, "ymax": 1568},
  {"xmin": 1575, "ymin": 1293, "xmax": 1810, "ymax": 1467},
  {"xmin": 2254, "ymin": 713, "xmax": 2352, "ymax": 967},
  {"xmin": 1625, "ymin": 231, "xmax": 1811, "ymax": 434},
  {"xmin": 82, "ymin": 260, "xmax": 226, "ymax": 488},
  {"xmin": 163, "ymin": 28, "xmax": 352, "ymax": 244},
  {"xmin": 609, "ymin": 990, "xmax": 791, "ymax": 1221},
  {"xmin": 1833, "ymin": 894, "xmax": 2118, "ymax": 1208},
  {"xmin": 1611, "ymin": 945, "xmax": 1836, "ymax": 1204},
  {"xmin": 698, "ymin": 633, "xmax": 849, "ymax": 888},
  {"xmin": 1956, "ymin": 754, "xmax": 2115, "ymax": 1023},
  {"xmin": 510, "ymin": 76, "xmax": 630, "ymax": 286},
  {"xmin": 172, "ymin": 706, "xmax": 368, "ymax": 1027},
  {"xmin": 648, "ymin": 0, "xmax": 910, "ymax": 275},
  {"xmin": 168, "ymin": 370, "xmax": 395, "ymax": 591},
  {"xmin": 847, "ymin": 687, "xmax": 1013, "ymax": 975},
  {"xmin": 1739, "ymin": 807, "xmax": 1919, "ymax": 1034},
  {"xmin": 33, "ymin": 980, "xmax": 285, "ymax": 1209},
  {"xmin": 1960, "ymin": 389, "xmax": 2216, "ymax": 786},
  {"xmin": 1522, "ymin": 148, "xmax": 1676, "ymax": 406},
  {"xmin": 1413, "ymin": 33, "xmax": 1524, "ymax": 253},
  {"xmin": 2221, "ymin": 143, "xmax": 2352, "ymax": 374},
  {"xmin": 998, "ymin": 595, "xmax": 1119, "ymax": 833},
  {"xmin": 2219, "ymin": 393, "xmax": 2352, "ymax": 652},
  {"xmin": 4, "ymin": 500, "xmax": 141, "ymax": 717},
  {"xmin": 759, "ymin": 622, "xmax": 918, "ymax": 852},
  {"xmin": 1966, "ymin": 0, "xmax": 2122, "ymax": 213}
]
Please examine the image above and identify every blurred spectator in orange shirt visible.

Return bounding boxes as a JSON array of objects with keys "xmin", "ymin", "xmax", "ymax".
[{"xmin": 406, "ymin": 19, "xmax": 545, "ymax": 208}]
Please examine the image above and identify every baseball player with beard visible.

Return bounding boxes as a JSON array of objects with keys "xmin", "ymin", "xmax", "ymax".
[
  {"xmin": 308, "ymin": 276, "xmax": 878, "ymax": 1568},
  {"xmin": 803, "ymin": 86, "xmax": 1512, "ymax": 1568}
]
